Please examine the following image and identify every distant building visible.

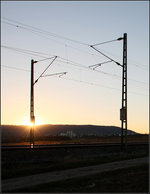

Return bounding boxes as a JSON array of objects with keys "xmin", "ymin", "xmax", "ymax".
[{"xmin": 60, "ymin": 130, "xmax": 77, "ymax": 138}]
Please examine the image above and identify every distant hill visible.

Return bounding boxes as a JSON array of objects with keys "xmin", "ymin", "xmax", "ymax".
[{"xmin": 1, "ymin": 124, "xmax": 139, "ymax": 143}]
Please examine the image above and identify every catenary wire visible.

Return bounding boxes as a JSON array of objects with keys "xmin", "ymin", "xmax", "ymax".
[
  {"xmin": 1, "ymin": 65, "xmax": 148, "ymax": 95},
  {"xmin": 1, "ymin": 45, "xmax": 148, "ymax": 86},
  {"xmin": 2, "ymin": 19, "xmax": 148, "ymax": 71},
  {"xmin": 1, "ymin": 65, "xmax": 30, "ymax": 72},
  {"xmin": 98, "ymin": 48, "xmax": 148, "ymax": 70},
  {"xmin": 2, "ymin": 18, "xmax": 88, "ymax": 46},
  {"xmin": 2, "ymin": 20, "xmax": 96, "ymax": 58},
  {"xmin": 59, "ymin": 77, "xmax": 148, "ymax": 96}
]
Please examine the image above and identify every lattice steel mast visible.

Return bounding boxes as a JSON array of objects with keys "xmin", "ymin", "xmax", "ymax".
[{"xmin": 120, "ymin": 33, "xmax": 127, "ymax": 151}]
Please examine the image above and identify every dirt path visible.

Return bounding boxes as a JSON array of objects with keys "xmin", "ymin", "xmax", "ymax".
[{"xmin": 2, "ymin": 157, "xmax": 148, "ymax": 192}]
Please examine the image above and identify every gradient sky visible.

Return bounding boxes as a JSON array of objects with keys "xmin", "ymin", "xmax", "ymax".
[{"xmin": 1, "ymin": 1, "xmax": 149, "ymax": 134}]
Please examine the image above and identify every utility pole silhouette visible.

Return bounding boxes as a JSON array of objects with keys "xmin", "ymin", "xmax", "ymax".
[
  {"xmin": 30, "ymin": 59, "xmax": 37, "ymax": 148},
  {"xmin": 120, "ymin": 33, "xmax": 127, "ymax": 151},
  {"xmin": 29, "ymin": 57, "xmax": 67, "ymax": 148},
  {"xmin": 89, "ymin": 33, "xmax": 127, "ymax": 152}
]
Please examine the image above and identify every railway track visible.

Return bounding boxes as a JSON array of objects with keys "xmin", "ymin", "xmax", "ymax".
[{"xmin": 1, "ymin": 142, "xmax": 148, "ymax": 150}]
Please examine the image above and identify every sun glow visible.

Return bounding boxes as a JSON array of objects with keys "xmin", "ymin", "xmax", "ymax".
[
  {"xmin": 29, "ymin": 122, "xmax": 34, "ymax": 127},
  {"xmin": 21, "ymin": 118, "xmax": 45, "ymax": 126}
]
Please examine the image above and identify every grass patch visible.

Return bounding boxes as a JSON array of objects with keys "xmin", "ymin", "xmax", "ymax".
[
  {"xmin": 2, "ymin": 152, "xmax": 148, "ymax": 180},
  {"xmin": 10, "ymin": 164, "xmax": 149, "ymax": 193}
]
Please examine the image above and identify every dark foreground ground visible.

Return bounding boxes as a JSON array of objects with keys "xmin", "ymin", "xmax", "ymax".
[{"xmin": 1, "ymin": 143, "xmax": 149, "ymax": 193}]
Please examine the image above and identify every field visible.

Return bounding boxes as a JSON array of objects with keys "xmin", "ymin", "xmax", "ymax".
[
  {"xmin": 11, "ymin": 164, "xmax": 148, "ymax": 193},
  {"xmin": 2, "ymin": 141, "xmax": 149, "ymax": 193},
  {"xmin": 2, "ymin": 134, "xmax": 149, "ymax": 146}
]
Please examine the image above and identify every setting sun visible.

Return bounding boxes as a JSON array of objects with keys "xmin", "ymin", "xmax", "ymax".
[{"xmin": 21, "ymin": 118, "xmax": 44, "ymax": 126}]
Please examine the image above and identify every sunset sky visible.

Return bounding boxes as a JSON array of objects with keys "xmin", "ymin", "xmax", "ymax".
[{"xmin": 1, "ymin": 1, "xmax": 149, "ymax": 134}]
